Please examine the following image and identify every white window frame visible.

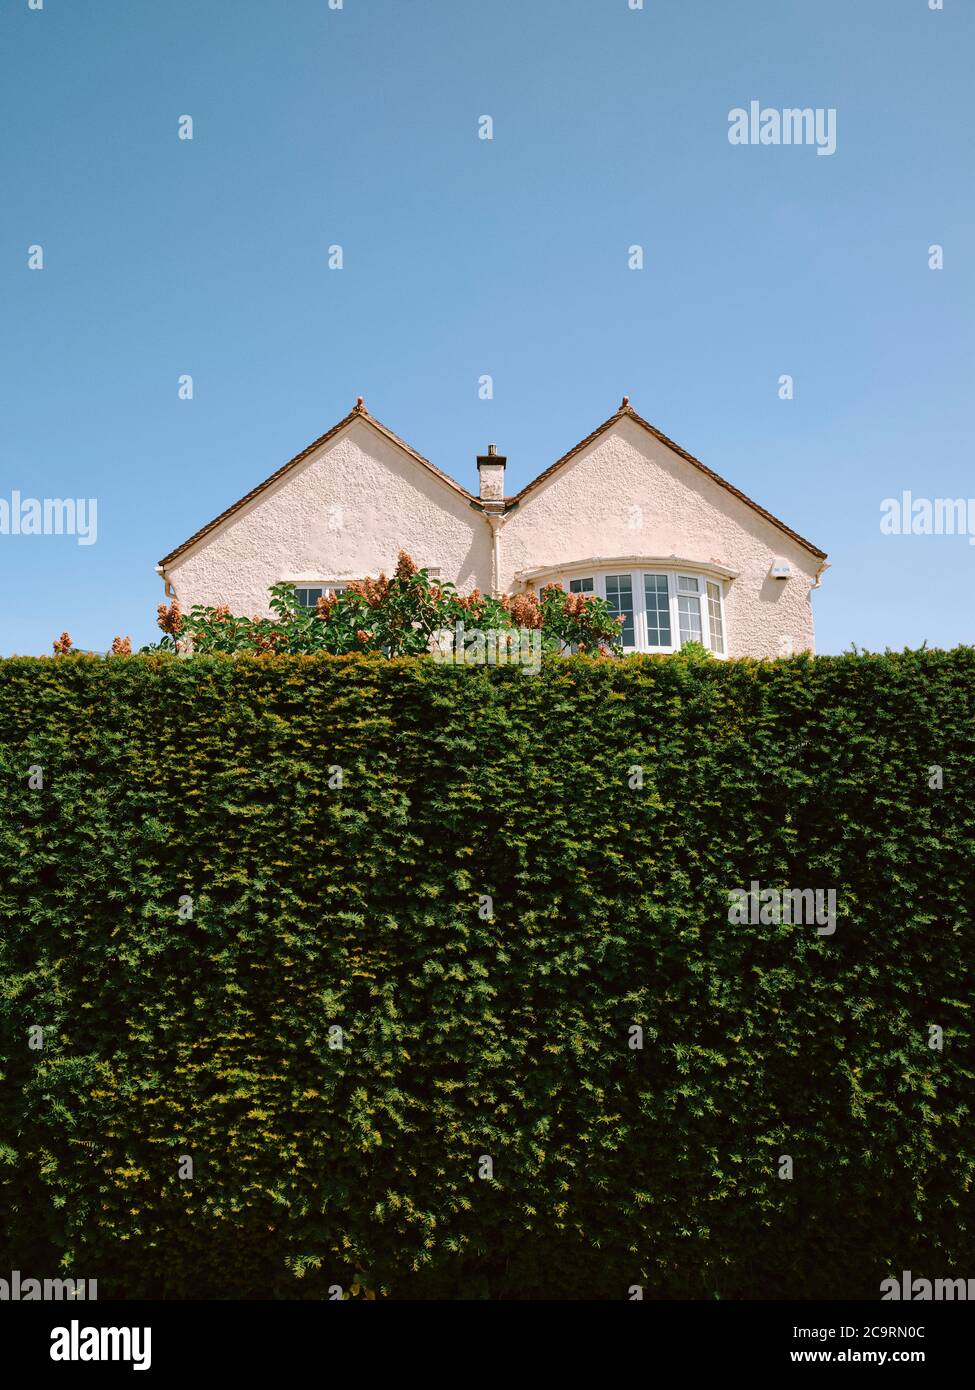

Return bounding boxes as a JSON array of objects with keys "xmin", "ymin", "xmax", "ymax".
[
  {"xmin": 555, "ymin": 568, "xmax": 728, "ymax": 657},
  {"xmin": 285, "ymin": 565, "xmax": 441, "ymax": 611},
  {"xmin": 704, "ymin": 578, "xmax": 725, "ymax": 656},
  {"xmin": 292, "ymin": 582, "xmax": 348, "ymax": 610}
]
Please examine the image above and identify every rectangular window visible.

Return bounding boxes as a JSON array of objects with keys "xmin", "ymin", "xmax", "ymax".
[
  {"xmin": 643, "ymin": 574, "xmax": 672, "ymax": 647},
  {"xmin": 295, "ymin": 585, "xmax": 345, "ymax": 611},
  {"xmin": 706, "ymin": 580, "xmax": 724, "ymax": 654},
  {"xmin": 569, "ymin": 576, "xmax": 594, "ymax": 593},
  {"xmin": 605, "ymin": 573, "xmax": 635, "ymax": 647}
]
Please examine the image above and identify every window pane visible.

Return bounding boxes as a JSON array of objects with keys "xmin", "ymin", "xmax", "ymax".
[
  {"xmin": 296, "ymin": 586, "xmax": 345, "ymax": 610},
  {"xmin": 569, "ymin": 576, "xmax": 594, "ymax": 593},
  {"xmin": 643, "ymin": 573, "xmax": 672, "ymax": 647},
  {"xmin": 706, "ymin": 581, "xmax": 724, "ymax": 654},
  {"xmin": 678, "ymin": 594, "xmax": 703, "ymax": 644},
  {"xmin": 605, "ymin": 573, "xmax": 635, "ymax": 646},
  {"xmin": 677, "ymin": 574, "xmax": 700, "ymax": 594}
]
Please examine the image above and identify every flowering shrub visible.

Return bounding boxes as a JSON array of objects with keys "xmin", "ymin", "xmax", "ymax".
[{"xmin": 150, "ymin": 552, "xmax": 623, "ymax": 658}]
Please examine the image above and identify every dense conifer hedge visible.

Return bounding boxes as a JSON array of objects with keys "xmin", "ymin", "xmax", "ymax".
[{"xmin": 0, "ymin": 649, "xmax": 972, "ymax": 1298}]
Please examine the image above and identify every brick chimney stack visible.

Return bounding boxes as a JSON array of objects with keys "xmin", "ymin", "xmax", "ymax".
[{"xmin": 476, "ymin": 443, "xmax": 506, "ymax": 507}]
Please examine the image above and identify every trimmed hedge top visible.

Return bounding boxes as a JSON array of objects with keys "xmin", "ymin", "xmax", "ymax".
[{"xmin": 1, "ymin": 649, "xmax": 973, "ymax": 1298}]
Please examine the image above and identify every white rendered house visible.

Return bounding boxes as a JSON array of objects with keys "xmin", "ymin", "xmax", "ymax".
[{"xmin": 158, "ymin": 397, "xmax": 827, "ymax": 658}]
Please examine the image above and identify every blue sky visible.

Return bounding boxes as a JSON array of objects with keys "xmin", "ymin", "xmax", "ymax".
[{"xmin": 1, "ymin": 0, "xmax": 971, "ymax": 655}]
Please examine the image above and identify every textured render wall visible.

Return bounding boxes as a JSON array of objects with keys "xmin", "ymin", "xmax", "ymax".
[
  {"xmin": 499, "ymin": 418, "xmax": 822, "ymax": 657},
  {"xmin": 165, "ymin": 414, "xmax": 823, "ymax": 658},
  {"xmin": 165, "ymin": 419, "xmax": 493, "ymax": 616}
]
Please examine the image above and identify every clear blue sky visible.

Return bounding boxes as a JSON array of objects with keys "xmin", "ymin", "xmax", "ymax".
[{"xmin": 1, "ymin": 0, "xmax": 971, "ymax": 655}]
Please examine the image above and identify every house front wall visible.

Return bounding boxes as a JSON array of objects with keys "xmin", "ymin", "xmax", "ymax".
[
  {"xmin": 164, "ymin": 413, "xmax": 822, "ymax": 658},
  {"xmin": 164, "ymin": 418, "xmax": 493, "ymax": 616},
  {"xmin": 498, "ymin": 417, "xmax": 821, "ymax": 657}
]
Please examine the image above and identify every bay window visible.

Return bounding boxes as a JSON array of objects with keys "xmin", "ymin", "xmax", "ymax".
[{"xmin": 552, "ymin": 567, "xmax": 727, "ymax": 656}]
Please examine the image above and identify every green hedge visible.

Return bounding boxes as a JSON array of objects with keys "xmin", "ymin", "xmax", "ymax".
[{"xmin": 0, "ymin": 650, "xmax": 973, "ymax": 1299}]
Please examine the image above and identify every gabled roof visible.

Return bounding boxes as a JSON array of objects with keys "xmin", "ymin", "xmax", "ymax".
[
  {"xmin": 508, "ymin": 398, "xmax": 827, "ymax": 560},
  {"xmin": 158, "ymin": 399, "xmax": 475, "ymax": 568},
  {"xmin": 159, "ymin": 395, "xmax": 826, "ymax": 569}
]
